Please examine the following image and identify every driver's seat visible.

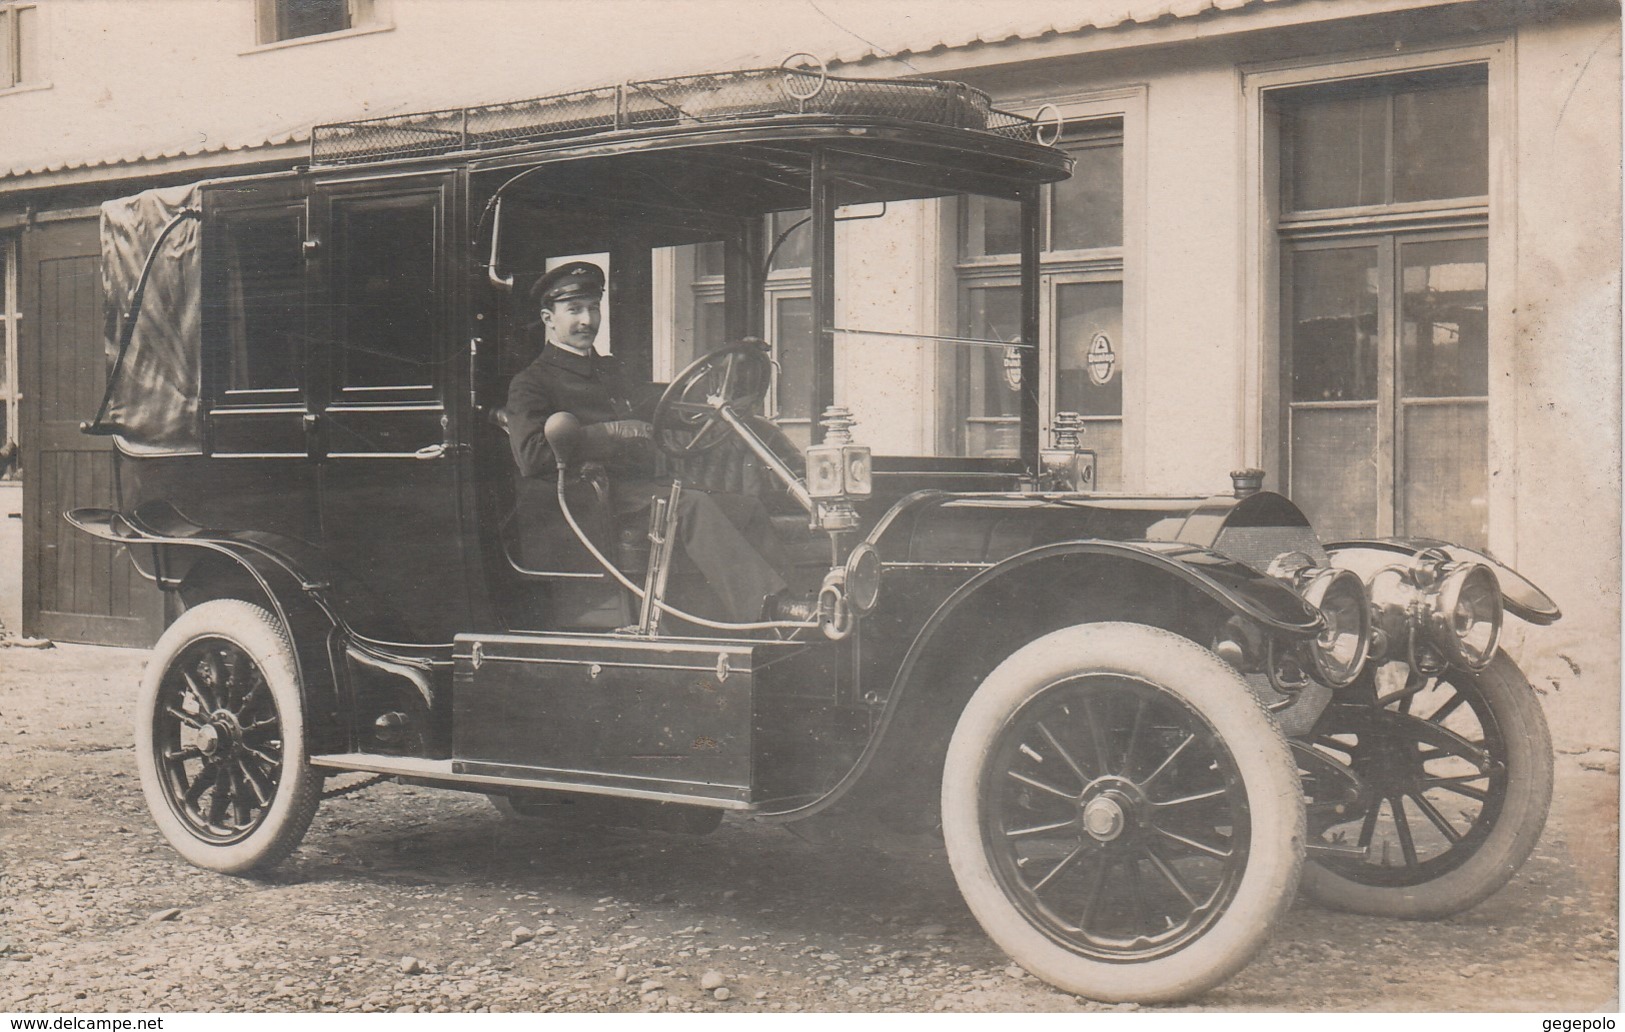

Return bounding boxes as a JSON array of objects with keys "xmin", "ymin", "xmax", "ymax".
[{"xmin": 490, "ymin": 405, "xmax": 647, "ymax": 577}]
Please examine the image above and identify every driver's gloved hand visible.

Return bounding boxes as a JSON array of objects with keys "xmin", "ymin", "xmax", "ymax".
[{"xmin": 579, "ymin": 419, "xmax": 654, "ymax": 460}]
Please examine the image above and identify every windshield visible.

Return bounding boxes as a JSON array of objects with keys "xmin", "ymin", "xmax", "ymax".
[
  {"xmin": 491, "ymin": 163, "xmax": 1041, "ymax": 465},
  {"xmin": 754, "ymin": 193, "xmax": 1033, "ymax": 459}
]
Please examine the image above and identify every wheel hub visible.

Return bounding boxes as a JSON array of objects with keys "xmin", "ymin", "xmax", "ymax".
[
  {"xmin": 198, "ymin": 711, "xmax": 243, "ymax": 758},
  {"xmin": 1081, "ymin": 795, "xmax": 1127, "ymax": 842}
]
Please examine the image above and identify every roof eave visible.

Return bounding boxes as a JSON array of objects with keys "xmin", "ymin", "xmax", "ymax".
[
  {"xmin": 0, "ymin": 140, "xmax": 310, "ymax": 197},
  {"xmin": 830, "ymin": 0, "xmax": 1485, "ymax": 78}
]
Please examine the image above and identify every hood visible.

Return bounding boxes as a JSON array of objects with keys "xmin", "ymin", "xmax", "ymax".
[{"xmin": 870, "ymin": 490, "xmax": 1328, "ymax": 572}]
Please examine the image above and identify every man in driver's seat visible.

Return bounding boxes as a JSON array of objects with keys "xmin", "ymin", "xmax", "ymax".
[{"xmin": 507, "ymin": 261, "xmax": 801, "ymax": 625}]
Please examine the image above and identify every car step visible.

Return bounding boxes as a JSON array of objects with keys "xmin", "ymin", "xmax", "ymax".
[{"xmin": 308, "ymin": 752, "xmax": 748, "ymax": 809}]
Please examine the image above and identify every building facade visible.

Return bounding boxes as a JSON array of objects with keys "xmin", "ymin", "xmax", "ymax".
[{"xmin": 4, "ymin": 0, "xmax": 1618, "ymax": 747}]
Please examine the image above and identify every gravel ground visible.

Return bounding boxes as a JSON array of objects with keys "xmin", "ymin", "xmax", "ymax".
[{"xmin": 0, "ymin": 643, "xmax": 1617, "ymax": 1013}]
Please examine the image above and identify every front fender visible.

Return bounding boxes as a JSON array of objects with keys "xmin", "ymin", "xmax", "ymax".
[
  {"xmin": 1327, "ymin": 538, "xmax": 1561, "ymax": 626},
  {"xmin": 911, "ymin": 539, "xmax": 1325, "ymax": 639},
  {"xmin": 753, "ymin": 539, "xmax": 1320, "ymax": 822}
]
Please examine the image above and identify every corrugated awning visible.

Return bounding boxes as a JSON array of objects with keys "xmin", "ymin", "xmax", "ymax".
[{"xmin": 819, "ymin": 0, "xmax": 1285, "ymax": 66}]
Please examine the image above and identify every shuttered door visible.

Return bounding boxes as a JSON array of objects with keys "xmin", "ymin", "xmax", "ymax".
[{"xmin": 21, "ymin": 216, "xmax": 163, "ymax": 645}]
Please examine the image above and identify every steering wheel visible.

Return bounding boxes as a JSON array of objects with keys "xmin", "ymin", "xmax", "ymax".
[{"xmin": 653, "ymin": 340, "xmax": 774, "ymax": 457}]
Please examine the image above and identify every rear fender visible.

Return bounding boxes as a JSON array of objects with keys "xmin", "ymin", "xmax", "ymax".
[{"xmin": 65, "ymin": 503, "xmax": 448, "ymax": 755}]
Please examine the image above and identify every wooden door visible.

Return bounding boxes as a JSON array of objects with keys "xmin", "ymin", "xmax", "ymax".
[{"xmin": 21, "ymin": 216, "xmax": 163, "ymax": 645}]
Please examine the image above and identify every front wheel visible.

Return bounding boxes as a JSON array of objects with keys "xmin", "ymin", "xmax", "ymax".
[
  {"xmin": 1299, "ymin": 652, "xmax": 1553, "ymax": 918},
  {"xmin": 942, "ymin": 623, "xmax": 1305, "ymax": 1004},
  {"xmin": 135, "ymin": 599, "xmax": 322, "ymax": 874}
]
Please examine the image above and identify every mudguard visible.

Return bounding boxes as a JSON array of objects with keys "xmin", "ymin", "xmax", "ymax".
[
  {"xmin": 754, "ymin": 538, "xmax": 1321, "ymax": 821},
  {"xmin": 1327, "ymin": 538, "xmax": 1561, "ymax": 626},
  {"xmin": 64, "ymin": 502, "xmax": 450, "ymax": 755},
  {"xmin": 910, "ymin": 539, "xmax": 1325, "ymax": 638}
]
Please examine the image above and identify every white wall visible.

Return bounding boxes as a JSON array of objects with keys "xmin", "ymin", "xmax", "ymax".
[
  {"xmin": 0, "ymin": 0, "xmax": 879, "ymax": 175},
  {"xmin": 949, "ymin": 8, "xmax": 1621, "ymax": 747},
  {"xmin": 1503, "ymin": 8, "xmax": 1622, "ymax": 747},
  {"xmin": 833, "ymin": 200, "xmax": 942, "ymax": 456}
]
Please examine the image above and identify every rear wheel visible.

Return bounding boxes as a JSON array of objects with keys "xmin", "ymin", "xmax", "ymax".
[
  {"xmin": 942, "ymin": 623, "xmax": 1304, "ymax": 1003},
  {"xmin": 1299, "ymin": 652, "xmax": 1552, "ymax": 918},
  {"xmin": 135, "ymin": 599, "xmax": 322, "ymax": 874}
]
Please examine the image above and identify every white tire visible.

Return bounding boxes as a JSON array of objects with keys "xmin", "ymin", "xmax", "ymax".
[
  {"xmin": 135, "ymin": 599, "xmax": 322, "ymax": 874},
  {"xmin": 942, "ymin": 622, "xmax": 1304, "ymax": 1003}
]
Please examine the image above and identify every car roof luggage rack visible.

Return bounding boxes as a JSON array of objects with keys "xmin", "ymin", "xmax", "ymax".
[{"xmin": 310, "ymin": 65, "xmax": 1044, "ymax": 167}]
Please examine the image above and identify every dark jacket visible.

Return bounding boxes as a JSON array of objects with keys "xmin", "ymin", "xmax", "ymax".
[{"xmin": 505, "ymin": 344, "xmax": 660, "ymax": 482}]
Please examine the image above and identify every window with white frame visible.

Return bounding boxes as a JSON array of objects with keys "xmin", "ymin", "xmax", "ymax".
[
  {"xmin": 256, "ymin": 0, "xmax": 376, "ymax": 45},
  {"xmin": 953, "ymin": 123, "xmax": 1126, "ymax": 477},
  {"xmin": 762, "ymin": 209, "xmax": 814, "ymax": 448},
  {"xmin": 665, "ymin": 214, "xmax": 815, "ymax": 448},
  {"xmin": 1275, "ymin": 65, "xmax": 1490, "ymax": 548},
  {"xmin": 0, "ymin": 1, "xmax": 39, "ymax": 91}
]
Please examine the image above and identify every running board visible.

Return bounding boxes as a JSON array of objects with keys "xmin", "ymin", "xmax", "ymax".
[{"xmin": 309, "ymin": 753, "xmax": 751, "ymax": 810}]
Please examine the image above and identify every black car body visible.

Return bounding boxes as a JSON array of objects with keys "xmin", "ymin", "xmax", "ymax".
[{"xmin": 69, "ymin": 65, "xmax": 1561, "ymax": 1003}]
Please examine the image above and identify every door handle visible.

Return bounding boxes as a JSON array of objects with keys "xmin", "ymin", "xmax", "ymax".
[
  {"xmin": 303, "ymin": 412, "xmax": 327, "ymax": 462},
  {"xmin": 415, "ymin": 442, "xmax": 468, "ymax": 460}
]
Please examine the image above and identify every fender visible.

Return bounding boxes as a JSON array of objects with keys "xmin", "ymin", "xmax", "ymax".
[
  {"xmin": 65, "ymin": 503, "xmax": 451, "ymax": 755},
  {"xmin": 1327, "ymin": 538, "xmax": 1561, "ymax": 626},
  {"xmin": 753, "ymin": 538, "xmax": 1322, "ymax": 821}
]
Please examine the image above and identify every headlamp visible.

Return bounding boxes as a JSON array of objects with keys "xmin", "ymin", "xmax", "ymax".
[
  {"xmin": 1298, "ymin": 567, "xmax": 1371, "ymax": 688},
  {"xmin": 1428, "ymin": 562, "xmax": 1502, "ymax": 671}
]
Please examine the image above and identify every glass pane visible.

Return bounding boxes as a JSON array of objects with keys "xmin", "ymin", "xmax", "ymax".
[
  {"xmin": 1290, "ymin": 406, "xmax": 1379, "ymax": 542},
  {"xmin": 768, "ymin": 210, "xmax": 811, "ymax": 271},
  {"xmin": 1289, "ymin": 247, "xmax": 1379, "ymax": 402},
  {"xmin": 695, "ymin": 240, "xmax": 725, "ymax": 278},
  {"xmin": 1401, "ymin": 237, "xmax": 1487, "ymax": 398},
  {"xmin": 688, "ymin": 297, "xmax": 725, "ymax": 369},
  {"xmin": 1394, "ymin": 82, "xmax": 1488, "ymax": 203},
  {"xmin": 336, "ymin": 198, "xmax": 437, "ymax": 389},
  {"xmin": 1081, "ymin": 423, "xmax": 1123, "ymax": 492},
  {"xmin": 1056, "ymin": 281, "xmax": 1124, "ymax": 417},
  {"xmin": 0, "ymin": 246, "xmax": 7, "ymax": 395},
  {"xmin": 279, "ymin": 0, "xmax": 350, "ymax": 40},
  {"xmin": 954, "ymin": 286, "xmax": 1023, "ymax": 457},
  {"xmin": 1283, "ymin": 92, "xmax": 1386, "ymax": 211},
  {"xmin": 962, "ymin": 195, "xmax": 1022, "ymax": 257},
  {"xmin": 1052, "ymin": 140, "xmax": 1123, "ymax": 250},
  {"xmin": 773, "ymin": 295, "xmax": 814, "ymax": 448},
  {"xmin": 220, "ymin": 210, "xmax": 304, "ymax": 392},
  {"xmin": 1402, "ymin": 401, "xmax": 1488, "ymax": 548}
]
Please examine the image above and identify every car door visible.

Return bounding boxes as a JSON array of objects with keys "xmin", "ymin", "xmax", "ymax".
[
  {"xmin": 198, "ymin": 180, "xmax": 325, "ymax": 553},
  {"xmin": 307, "ymin": 171, "xmax": 472, "ymax": 641}
]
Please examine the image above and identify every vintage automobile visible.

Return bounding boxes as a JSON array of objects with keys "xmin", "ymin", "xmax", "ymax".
[{"xmin": 69, "ymin": 63, "xmax": 1561, "ymax": 1003}]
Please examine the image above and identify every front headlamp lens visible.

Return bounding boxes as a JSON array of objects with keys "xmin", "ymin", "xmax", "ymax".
[
  {"xmin": 1302, "ymin": 568, "xmax": 1371, "ymax": 687},
  {"xmin": 844, "ymin": 543, "xmax": 882, "ymax": 614},
  {"xmin": 1433, "ymin": 563, "xmax": 1502, "ymax": 671}
]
